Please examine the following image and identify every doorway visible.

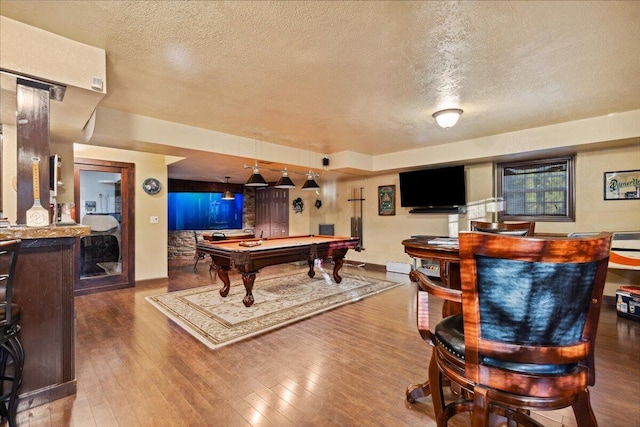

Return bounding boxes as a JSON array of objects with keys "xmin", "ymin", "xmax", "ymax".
[{"xmin": 74, "ymin": 158, "xmax": 135, "ymax": 295}]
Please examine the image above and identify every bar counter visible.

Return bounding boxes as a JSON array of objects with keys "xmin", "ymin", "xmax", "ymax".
[{"xmin": 1, "ymin": 224, "xmax": 89, "ymax": 410}]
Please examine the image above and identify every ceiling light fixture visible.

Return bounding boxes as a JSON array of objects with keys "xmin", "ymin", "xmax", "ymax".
[
  {"xmin": 432, "ymin": 108, "xmax": 463, "ymax": 129},
  {"xmin": 275, "ymin": 168, "xmax": 296, "ymax": 189},
  {"xmin": 222, "ymin": 176, "xmax": 235, "ymax": 200},
  {"xmin": 245, "ymin": 162, "xmax": 268, "ymax": 187},
  {"xmin": 301, "ymin": 170, "xmax": 321, "ymax": 191},
  {"xmin": 243, "ymin": 164, "xmax": 321, "ymax": 190}
]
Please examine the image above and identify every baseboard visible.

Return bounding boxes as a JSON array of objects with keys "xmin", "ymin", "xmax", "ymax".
[
  {"xmin": 135, "ymin": 277, "xmax": 169, "ymax": 287},
  {"xmin": 386, "ymin": 261, "xmax": 412, "ymax": 274},
  {"xmin": 18, "ymin": 380, "xmax": 77, "ymax": 412},
  {"xmin": 343, "ymin": 260, "xmax": 386, "ymax": 272}
]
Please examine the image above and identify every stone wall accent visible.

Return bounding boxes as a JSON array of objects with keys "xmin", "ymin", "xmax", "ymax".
[{"xmin": 169, "ymin": 230, "xmax": 198, "ymax": 259}]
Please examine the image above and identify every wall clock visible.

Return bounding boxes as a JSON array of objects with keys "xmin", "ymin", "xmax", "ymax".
[{"xmin": 142, "ymin": 177, "xmax": 161, "ymax": 195}]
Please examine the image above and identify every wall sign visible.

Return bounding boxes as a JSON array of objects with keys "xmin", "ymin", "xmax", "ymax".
[
  {"xmin": 378, "ymin": 185, "xmax": 395, "ymax": 216},
  {"xmin": 604, "ymin": 170, "xmax": 640, "ymax": 200}
]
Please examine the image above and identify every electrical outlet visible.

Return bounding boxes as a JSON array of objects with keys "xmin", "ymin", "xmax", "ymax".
[{"xmin": 150, "ymin": 216, "xmax": 159, "ymax": 224}]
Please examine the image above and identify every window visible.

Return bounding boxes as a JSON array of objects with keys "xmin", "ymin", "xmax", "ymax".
[{"xmin": 497, "ymin": 156, "xmax": 575, "ymax": 222}]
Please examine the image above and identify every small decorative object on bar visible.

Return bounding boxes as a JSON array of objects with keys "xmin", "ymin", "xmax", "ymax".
[
  {"xmin": 142, "ymin": 177, "xmax": 161, "ymax": 195},
  {"xmin": 26, "ymin": 157, "xmax": 49, "ymax": 227},
  {"xmin": 378, "ymin": 185, "xmax": 395, "ymax": 216},
  {"xmin": 604, "ymin": 170, "xmax": 640, "ymax": 200}
]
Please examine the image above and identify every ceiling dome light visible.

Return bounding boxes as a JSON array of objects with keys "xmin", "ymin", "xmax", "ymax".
[{"xmin": 432, "ymin": 108, "xmax": 463, "ymax": 129}]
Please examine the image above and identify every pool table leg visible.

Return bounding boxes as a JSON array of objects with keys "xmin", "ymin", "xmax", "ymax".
[
  {"xmin": 307, "ymin": 259, "xmax": 316, "ymax": 278},
  {"xmin": 332, "ymin": 256, "xmax": 344, "ymax": 283},
  {"xmin": 241, "ymin": 273, "xmax": 256, "ymax": 307},
  {"xmin": 218, "ymin": 266, "xmax": 231, "ymax": 297}
]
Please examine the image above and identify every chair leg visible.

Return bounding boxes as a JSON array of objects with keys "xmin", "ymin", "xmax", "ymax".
[
  {"xmin": 0, "ymin": 344, "xmax": 8, "ymax": 421},
  {"xmin": 572, "ymin": 388, "xmax": 598, "ymax": 427},
  {"xmin": 428, "ymin": 352, "xmax": 446, "ymax": 425},
  {"xmin": 194, "ymin": 252, "xmax": 205, "ymax": 273},
  {"xmin": 471, "ymin": 385, "xmax": 490, "ymax": 427},
  {"xmin": 1, "ymin": 334, "xmax": 24, "ymax": 427}
]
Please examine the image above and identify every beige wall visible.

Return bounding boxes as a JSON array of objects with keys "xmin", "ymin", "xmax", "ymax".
[
  {"xmin": 288, "ymin": 187, "xmax": 313, "ymax": 236},
  {"xmin": 300, "ymin": 144, "xmax": 639, "ymax": 296},
  {"xmin": 74, "ymin": 144, "xmax": 168, "ymax": 282},
  {"xmin": 1, "ymin": 16, "xmax": 105, "ymax": 92}
]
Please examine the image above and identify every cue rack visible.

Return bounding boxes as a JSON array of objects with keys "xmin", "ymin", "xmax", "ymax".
[{"xmin": 347, "ymin": 187, "xmax": 365, "ymax": 251}]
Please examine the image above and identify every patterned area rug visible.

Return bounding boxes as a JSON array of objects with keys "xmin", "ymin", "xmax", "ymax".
[{"xmin": 146, "ymin": 269, "xmax": 403, "ymax": 350}]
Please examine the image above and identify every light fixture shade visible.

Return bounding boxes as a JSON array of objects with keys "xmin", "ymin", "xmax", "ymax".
[
  {"xmin": 222, "ymin": 176, "xmax": 235, "ymax": 200},
  {"xmin": 301, "ymin": 172, "xmax": 320, "ymax": 190},
  {"xmin": 275, "ymin": 170, "xmax": 296, "ymax": 189},
  {"xmin": 432, "ymin": 108, "xmax": 463, "ymax": 129},
  {"xmin": 245, "ymin": 166, "xmax": 268, "ymax": 187}
]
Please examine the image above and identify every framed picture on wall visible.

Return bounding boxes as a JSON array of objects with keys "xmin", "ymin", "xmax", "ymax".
[
  {"xmin": 378, "ymin": 185, "xmax": 395, "ymax": 216},
  {"xmin": 85, "ymin": 200, "xmax": 96, "ymax": 212},
  {"xmin": 604, "ymin": 170, "xmax": 640, "ymax": 200}
]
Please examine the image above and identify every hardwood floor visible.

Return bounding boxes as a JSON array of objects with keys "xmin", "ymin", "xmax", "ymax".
[{"xmin": 8, "ymin": 260, "xmax": 640, "ymax": 427}]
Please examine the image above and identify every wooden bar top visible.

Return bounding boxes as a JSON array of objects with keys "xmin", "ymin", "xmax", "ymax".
[{"xmin": 0, "ymin": 224, "xmax": 90, "ymax": 240}]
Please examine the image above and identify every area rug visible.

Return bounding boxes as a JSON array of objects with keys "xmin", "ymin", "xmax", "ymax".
[{"xmin": 146, "ymin": 269, "xmax": 403, "ymax": 350}]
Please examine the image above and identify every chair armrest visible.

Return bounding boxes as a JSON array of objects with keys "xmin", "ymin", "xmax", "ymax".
[
  {"xmin": 410, "ymin": 269, "xmax": 463, "ymax": 343},
  {"xmin": 410, "ymin": 270, "xmax": 462, "ymax": 303}
]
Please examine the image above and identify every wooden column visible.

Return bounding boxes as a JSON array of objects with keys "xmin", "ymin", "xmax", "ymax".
[{"xmin": 16, "ymin": 78, "xmax": 51, "ymax": 225}]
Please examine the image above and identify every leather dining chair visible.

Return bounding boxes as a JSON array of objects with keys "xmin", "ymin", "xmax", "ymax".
[
  {"xmin": 406, "ymin": 221, "xmax": 535, "ymax": 403},
  {"xmin": 415, "ymin": 231, "xmax": 612, "ymax": 426}
]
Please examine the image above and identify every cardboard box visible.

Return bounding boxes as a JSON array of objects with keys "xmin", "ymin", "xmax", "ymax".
[{"xmin": 616, "ymin": 286, "xmax": 640, "ymax": 321}]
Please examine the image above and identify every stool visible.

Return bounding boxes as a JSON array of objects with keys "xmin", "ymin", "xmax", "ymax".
[{"xmin": 0, "ymin": 239, "xmax": 24, "ymax": 427}]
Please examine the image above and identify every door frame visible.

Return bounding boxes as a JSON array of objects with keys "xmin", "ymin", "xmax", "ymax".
[{"xmin": 74, "ymin": 158, "xmax": 135, "ymax": 295}]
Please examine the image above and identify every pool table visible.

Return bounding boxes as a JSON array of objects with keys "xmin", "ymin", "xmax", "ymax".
[{"xmin": 196, "ymin": 235, "xmax": 361, "ymax": 307}]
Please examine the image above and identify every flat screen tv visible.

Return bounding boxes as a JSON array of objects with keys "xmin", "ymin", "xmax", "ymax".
[
  {"xmin": 399, "ymin": 165, "xmax": 466, "ymax": 213},
  {"xmin": 168, "ymin": 192, "xmax": 243, "ymax": 231}
]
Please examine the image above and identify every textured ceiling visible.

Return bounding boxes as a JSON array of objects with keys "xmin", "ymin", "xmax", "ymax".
[{"xmin": 1, "ymin": 1, "xmax": 639, "ymax": 181}]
